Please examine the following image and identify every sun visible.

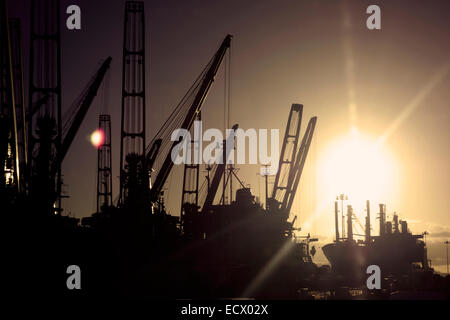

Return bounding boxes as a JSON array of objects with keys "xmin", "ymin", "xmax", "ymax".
[{"xmin": 317, "ymin": 128, "xmax": 398, "ymax": 209}]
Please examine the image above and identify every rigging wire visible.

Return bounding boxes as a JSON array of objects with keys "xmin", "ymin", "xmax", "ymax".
[
  {"xmin": 61, "ymin": 60, "xmax": 104, "ymax": 137},
  {"xmin": 145, "ymin": 40, "xmax": 232, "ymax": 209},
  {"xmin": 146, "ymin": 56, "xmax": 214, "ymax": 182}
]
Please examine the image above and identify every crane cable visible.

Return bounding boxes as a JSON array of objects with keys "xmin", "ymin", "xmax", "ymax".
[
  {"xmin": 61, "ymin": 60, "xmax": 106, "ymax": 138},
  {"xmin": 146, "ymin": 54, "xmax": 215, "ymax": 184}
]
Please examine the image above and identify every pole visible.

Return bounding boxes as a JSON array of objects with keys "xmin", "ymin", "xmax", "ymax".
[
  {"xmin": 341, "ymin": 198, "xmax": 345, "ymax": 239},
  {"xmin": 206, "ymin": 164, "xmax": 211, "ymax": 192},
  {"xmin": 263, "ymin": 165, "xmax": 269, "ymax": 210},
  {"xmin": 265, "ymin": 171, "xmax": 268, "ymax": 210},
  {"xmin": 334, "ymin": 201, "xmax": 340, "ymax": 242},
  {"xmin": 222, "ymin": 140, "xmax": 226, "ymax": 205},
  {"xmin": 446, "ymin": 241, "xmax": 449, "ymax": 275},
  {"xmin": 366, "ymin": 200, "xmax": 371, "ymax": 243},
  {"xmin": 229, "ymin": 165, "xmax": 233, "ymax": 203},
  {"xmin": 347, "ymin": 205, "xmax": 353, "ymax": 241}
]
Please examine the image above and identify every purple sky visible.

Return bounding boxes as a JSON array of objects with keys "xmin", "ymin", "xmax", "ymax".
[{"xmin": 7, "ymin": 0, "xmax": 450, "ymax": 272}]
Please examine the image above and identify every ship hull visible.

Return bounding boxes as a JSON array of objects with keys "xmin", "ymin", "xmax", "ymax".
[{"xmin": 322, "ymin": 242, "xmax": 367, "ymax": 275}]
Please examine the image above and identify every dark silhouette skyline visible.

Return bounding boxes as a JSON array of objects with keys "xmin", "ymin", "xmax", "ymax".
[{"xmin": 6, "ymin": 0, "xmax": 450, "ymax": 274}]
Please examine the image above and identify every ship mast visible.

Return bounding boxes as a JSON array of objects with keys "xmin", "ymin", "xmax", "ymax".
[
  {"xmin": 334, "ymin": 201, "xmax": 340, "ymax": 242},
  {"xmin": 347, "ymin": 205, "xmax": 353, "ymax": 241},
  {"xmin": 365, "ymin": 200, "xmax": 371, "ymax": 243},
  {"xmin": 378, "ymin": 203, "xmax": 386, "ymax": 236}
]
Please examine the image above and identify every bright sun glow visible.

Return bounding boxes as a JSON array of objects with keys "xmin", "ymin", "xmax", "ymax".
[
  {"xmin": 318, "ymin": 128, "xmax": 398, "ymax": 209},
  {"xmin": 90, "ymin": 129, "xmax": 105, "ymax": 148}
]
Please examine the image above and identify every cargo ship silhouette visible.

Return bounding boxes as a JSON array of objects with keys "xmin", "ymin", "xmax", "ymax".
[{"xmin": 322, "ymin": 200, "xmax": 430, "ymax": 277}]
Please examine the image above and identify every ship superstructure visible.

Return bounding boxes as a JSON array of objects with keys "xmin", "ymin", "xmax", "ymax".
[{"xmin": 323, "ymin": 200, "xmax": 430, "ymax": 277}]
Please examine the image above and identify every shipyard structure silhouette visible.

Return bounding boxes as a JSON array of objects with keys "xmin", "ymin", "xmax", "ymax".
[{"xmin": 1, "ymin": 0, "xmax": 449, "ymax": 300}]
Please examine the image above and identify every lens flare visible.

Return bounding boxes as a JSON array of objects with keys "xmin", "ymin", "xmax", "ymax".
[
  {"xmin": 90, "ymin": 129, "xmax": 105, "ymax": 148},
  {"xmin": 317, "ymin": 129, "xmax": 398, "ymax": 208}
]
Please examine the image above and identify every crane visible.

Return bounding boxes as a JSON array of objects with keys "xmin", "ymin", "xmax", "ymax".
[
  {"xmin": 201, "ymin": 124, "xmax": 238, "ymax": 214},
  {"xmin": 50, "ymin": 57, "xmax": 112, "ymax": 177},
  {"xmin": 270, "ymin": 104, "xmax": 303, "ymax": 209},
  {"xmin": 283, "ymin": 116, "xmax": 317, "ymax": 212},
  {"xmin": 268, "ymin": 105, "xmax": 317, "ymax": 214},
  {"xmin": 149, "ymin": 34, "xmax": 232, "ymax": 202}
]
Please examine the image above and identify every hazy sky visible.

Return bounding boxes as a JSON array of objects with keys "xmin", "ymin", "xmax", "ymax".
[{"xmin": 8, "ymin": 0, "xmax": 450, "ymax": 272}]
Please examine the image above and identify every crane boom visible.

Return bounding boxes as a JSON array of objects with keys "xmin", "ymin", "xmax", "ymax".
[
  {"xmin": 146, "ymin": 138, "xmax": 162, "ymax": 172},
  {"xmin": 201, "ymin": 124, "xmax": 238, "ymax": 213},
  {"xmin": 51, "ymin": 56, "xmax": 112, "ymax": 175},
  {"xmin": 150, "ymin": 35, "xmax": 232, "ymax": 201},
  {"xmin": 271, "ymin": 104, "xmax": 303, "ymax": 203},
  {"xmin": 201, "ymin": 145, "xmax": 226, "ymax": 213},
  {"xmin": 283, "ymin": 116, "xmax": 317, "ymax": 212}
]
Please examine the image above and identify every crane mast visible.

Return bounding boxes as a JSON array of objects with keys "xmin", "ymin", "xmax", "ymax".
[
  {"xmin": 96, "ymin": 114, "xmax": 113, "ymax": 213},
  {"xmin": 27, "ymin": 0, "xmax": 63, "ymax": 213},
  {"xmin": 8, "ymin": 19, "xmax": 27, "ymax": 193},
  {"xmin": 118, "ymin": 1, "xmax": 147, "ymax": 205},
  {"xmin": 0, "ymin": 1, "xmax": 18, "ymax": 192}
]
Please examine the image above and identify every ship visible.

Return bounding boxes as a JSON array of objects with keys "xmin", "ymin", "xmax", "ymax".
[
  {"xmin": 322, "ymin": 200, "xmax": 430, "ymax": 279},
  {"xmin": 177, "ymin": 186, "xmax": 318, "ymax": 298}
]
